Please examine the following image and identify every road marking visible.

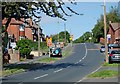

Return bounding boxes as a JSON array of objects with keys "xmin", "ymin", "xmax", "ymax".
[
  {"xmin": 77, "ymin": 43, "xmax": 88, "ymax": 64},
  {"xmin": 34, "ymin": 74, "xmax": 48, "ymax": 80},
  {"xmin": 87, "ymin": 49, "xmax": 99, "ymax": 50},
  {"xmin": 67, "ymin": 65, "xmax": 71, "ymax": 68},
  {"xmin": 90, "ymin": 66, "xmax": 102, "ymax": 74},
  {"xmin": 54, "ymin": 69, "xmax": 63, "ymax": 73},
  {"xmin": 75, "ymin": 66, "xmax": 102, "ymax": 83}
]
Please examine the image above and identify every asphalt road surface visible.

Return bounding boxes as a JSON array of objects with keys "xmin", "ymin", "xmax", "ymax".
[{"xmin": 2, "ymin": 43, "xmax": 105, "ymax": 83}]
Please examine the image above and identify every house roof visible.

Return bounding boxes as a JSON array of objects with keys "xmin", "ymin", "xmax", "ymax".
[{"xmin": 110, "ymin": 23, "xmax": 120, "ymax": 31}]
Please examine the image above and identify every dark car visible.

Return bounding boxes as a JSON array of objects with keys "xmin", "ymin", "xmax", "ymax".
[
  {"xmin": 100, "ymin": 45, "xmax": 110, "ymax": 53},
  {"xmin": 108, "ymin": 50, "xmax": 120, "ymax": 64},
  {"xmin": 100, "ymin": 46, "xmax": 105, "ymax": 53},
  {"xmin": 49, "ymin": 47, "xmax": 62, "ymax": 57}
]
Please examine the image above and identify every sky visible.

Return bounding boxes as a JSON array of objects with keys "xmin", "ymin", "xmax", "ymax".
[{"xmin": 39, "ymin": 2, "xmax": 119, "ymax": 40}]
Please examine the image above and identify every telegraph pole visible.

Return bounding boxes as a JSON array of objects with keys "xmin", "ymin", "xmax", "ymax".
[
  {"xmin": 103, "ymin": 0, "xmax": 108, "ymax": 63},
  {"xmin": 57, "ymin": 21, "xmax": 59, "ymax": 43},
  {"xmin": 37, "ymin": 18, "xmax": 41, "ymax": 57}
]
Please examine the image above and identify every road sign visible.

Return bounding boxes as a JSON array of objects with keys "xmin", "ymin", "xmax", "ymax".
[
  {"xmin": 46, "ymin": 37, "xmax": 52, "ymax": 47},
  {"xmin": 70, "ymin": 35, "xmax": 74, "ymax": 41},
  {"xmin": 107, "ymin": 34, "xmax": 111, "ymax": 39},
  {"xmin": 107, "ymin": 34, "xmax": 111, "ymax": 41}
]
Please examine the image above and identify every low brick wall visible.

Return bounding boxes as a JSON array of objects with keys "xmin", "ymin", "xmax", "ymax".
[
  {"xmin": 30, "ymin": 51, "xmax": 43, "ymax": 57},
  {"xmin": 8, "ymin": 49, "xmax": 20, "ymax": 63}
]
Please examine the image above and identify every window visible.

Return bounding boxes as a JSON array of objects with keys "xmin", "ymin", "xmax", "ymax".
[{"xmin": 19, "ymin": 24, "xmax": 25, "ymax": 31}]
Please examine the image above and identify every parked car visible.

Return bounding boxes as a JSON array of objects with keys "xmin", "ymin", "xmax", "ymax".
[
  {"xmin": 108, "ymin": 50, "xmax": 120, "ymax": 64},
  {"xmin": 100, "ymin": 45, "xmax": 110, "ymax": 53},
  {"xmin": 100, "ymin": 46, "xmax": 105, "ymax": 53},
  {"xmin": 108, "ymin": 44, "xmax": 120, "ymax": 49},
  {"xmin": 49, "ymin": 47, "xmax": 62, "ymax": 57}
]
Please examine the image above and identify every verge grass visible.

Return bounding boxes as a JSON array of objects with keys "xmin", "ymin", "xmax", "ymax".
[{"xmin": 87, "ymin": 70, "xmax": 120, "ymax": 78}]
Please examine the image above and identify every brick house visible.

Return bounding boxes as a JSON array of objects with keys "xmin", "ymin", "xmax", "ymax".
[
  {"xmin": 108, "ymin": 22, "xmax": 120, "ymax": 44},
  {"xmin": 2, "ymin": 18, "xmax": 45, "ymax": 42},
  {"xmin": 2, "ymin": 18, "xmax": 45, "ymax": 63},
  {"xmin": 2, "ymin": 18, "xmax": 33, "ymax": 41}
]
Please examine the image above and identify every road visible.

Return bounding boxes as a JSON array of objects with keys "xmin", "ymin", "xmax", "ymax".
[{"xmin": 2, "ymin": 43, "xmax": 105, "ymax": 83}]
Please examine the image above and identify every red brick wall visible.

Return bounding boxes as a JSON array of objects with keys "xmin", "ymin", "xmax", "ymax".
[
  {"xmin": 7, "ymin": 24, "xmax": 20, "ymax": 41},
  {"xmin": 108, "ymin": 25, "xmax": 115, "ymax": 44},
  {"xmin": 115, "ymin": 27, "xmax": 120, "ymax": 39},
  {"xmin": 25, "ymin": 28, "xmax": 33, "ymax": 40},
  {"xmin": 2, "ymin": 18, "xmax": 33, "ymax": 41}
]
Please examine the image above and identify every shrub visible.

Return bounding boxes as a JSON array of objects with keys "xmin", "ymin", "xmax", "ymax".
[{"xmin": 16, "ymin": 39, "xmax": 32, "ymax": 58}]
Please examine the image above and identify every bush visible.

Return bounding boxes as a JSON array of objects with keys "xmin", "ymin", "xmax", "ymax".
[
  {"xmin": 16, "ymin": 39, "xmax": 48, "ymax": 58},
  {"xmin": 16, "ymin": 39, "xmax": 32, "ymax": 58}
]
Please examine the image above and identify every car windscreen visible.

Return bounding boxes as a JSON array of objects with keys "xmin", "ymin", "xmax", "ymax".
[
  {"xmin": 111, "ymin": 50, "xmax": 120, "ymax": 54},
  {"xmin": 101, "ymin": 46, "xmax": 105, "ymax": 48}
]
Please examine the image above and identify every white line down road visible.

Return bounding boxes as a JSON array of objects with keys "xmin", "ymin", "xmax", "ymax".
[{"xmin": 34, "ymin": 74, "xmax": 48, "ymax": 80}]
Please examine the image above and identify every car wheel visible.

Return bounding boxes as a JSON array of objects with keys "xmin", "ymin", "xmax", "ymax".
[{"xmin": 108, "ymin": 58, "xmax": 112, "ymax": 64}]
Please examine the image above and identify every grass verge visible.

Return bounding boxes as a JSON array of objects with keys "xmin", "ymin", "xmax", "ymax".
[
  {"xmin": 37, "ymin": 46, "xmax": 74, "ymax": 63},
  {"xmin": 2, "ymin": 63, "xmax": 36, "ymax": 77},
  {"xmin": 1, "ymin": 69, "xmax": 25, "ymax": 77},
  {"xmin": 37, "ymin": 57, "xmax": 60, "ymax": 63},
  {"xmin": 87, "ymin": 70, "xmax": 120, "ymax": 78},
  {"xmin": 103, "ymin": 62, "xmax": 120, "ymax": 66},
  {"xmin": 62, "ymin": 46, "xmax": 74, "ymax": 57},
  {"xmin": 2, "ymin": 45, "xmax": 73, "ymax": 76}
]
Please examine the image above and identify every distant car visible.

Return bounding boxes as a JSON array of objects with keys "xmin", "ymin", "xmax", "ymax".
[
  {"xmin": 100, "ymin": 45, "xmax": 110, "ymax": 53},
  {"xmin": 49, "ymin": 47, "xmax": 62, "ymax": 57},
  {"xmin": 108, "ymin": 50, "xmax": 120, "ymax": 64},
  {"xmin": 108, "ymin": 44, "xmax": 114, "ymax": 49},
  {"xmin": 100, "ymin": 46, "xmax": 105, "ymax": 53}
]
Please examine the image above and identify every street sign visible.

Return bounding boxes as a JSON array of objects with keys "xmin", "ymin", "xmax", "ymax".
[
  {"xmin": 107, "ymin": 34, "xmax": 111, "ymax": 41},
  {"xmin": 46, "ymin": 37, "xmax": 52, "ymax": 47},
  {"xmin": 70, "ymin": 35, "xmax": 74, "ymax": 41}
]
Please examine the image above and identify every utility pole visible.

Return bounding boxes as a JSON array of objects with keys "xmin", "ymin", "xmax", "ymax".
[
  {"xmin": 103, "ymin": 0, "xmax": 108, "ymax": 63},
  {"xmin": 38, "ymin": 26, "xmax": 40, "ymax": 56},
  {"xmin": 64, "ymin": 23, "xmax": 66, "ymax": 43},
  {"xmin": 57, "ymin": 21, "xmax": 59, "ymax": 43},
  {"xmin": 37, "ymin": 18, "xmax": 41, "ymax": 57}
]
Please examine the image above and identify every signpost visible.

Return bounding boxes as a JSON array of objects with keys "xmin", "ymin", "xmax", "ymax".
[
  {"xmin": 107, "ymin": 34, "xmax": 111, "ymax": 43},
  {"xmin": 70, "ymin": 35, "xmax": 73, "ymax": 46},
  {"xmin": 46, "ymin": 37, "xmax": 52, "ymax": 47}
]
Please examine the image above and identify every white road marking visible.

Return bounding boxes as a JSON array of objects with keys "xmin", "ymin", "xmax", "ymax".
[
  {"xmin": 90, "ymin": 66, "xmax": 102, "ymax": 74},
  {"xmin": 79, "ymin": 60, "xmax": 82, "ymax": 62},
  {"xmin": 75, "ymin": 66, "xmax": 102, "ymax": 83},
  {"xmin": 34, "ymin": 74, "xmax": 48, "ymax": 80},
  {"xmin": 76, "ymin": 43, "xmax": 88, "ymax": 64},
  {"xmin": 54, "ymin": 69, "xmax": 63, "ymax": 73},
  {"xmin": 67, "ymin": 65, "xmax": 71, "ymax": 68}
]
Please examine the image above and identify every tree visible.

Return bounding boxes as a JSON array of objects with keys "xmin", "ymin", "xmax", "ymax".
[
  {"xmin": 1, "ymin": 1, "xmax": 80, "ymax": 50},
  {"xmin": 1, "ymin": 1, "xmax": 80, "ymax": 29},
  {"xmin": 92, "ymin": 7, "xmax": 120, "ymax": 43},
  {"xmin": 74, "ymin": 32, "xmax": 92, "ymax": 43},
  {"xmin": 52, "ymin": 31, "xmax": 70, "ymax": 43}
]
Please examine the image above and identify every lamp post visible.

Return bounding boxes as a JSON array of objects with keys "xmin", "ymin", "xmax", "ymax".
[{"xmin": 103, "ymin": 0, "xmax": 108, "ymax": 63}]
